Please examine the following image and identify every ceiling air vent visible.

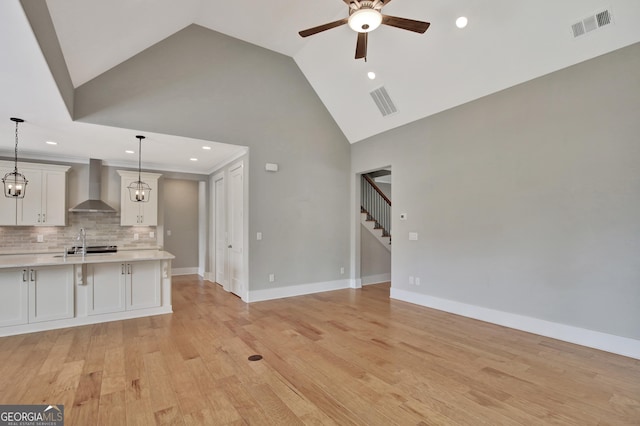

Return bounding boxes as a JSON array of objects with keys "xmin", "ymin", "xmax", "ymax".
[
  {"xmin": 370, "ymin": 86, "xmax": 397, "ymax": 117},
  {"xmin": 571, "ymin": 9, "xmax": 613, "ymax": 38}
]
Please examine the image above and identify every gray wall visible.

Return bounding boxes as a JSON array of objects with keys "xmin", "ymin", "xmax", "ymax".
[
  {"xmin": 163, "ymin": 178, "xmax": 199, "ymax": 269},
  {"xmin": 73, "ymin": 25, "xmax": 351, "ymax": 291},
  {"xmin": 352, "ymin": 42, "xmax": 640, "ymax": 340}
]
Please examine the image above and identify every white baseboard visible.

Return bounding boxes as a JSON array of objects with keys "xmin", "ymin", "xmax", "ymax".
[
  {"xmin": 391, "ymin": 288, "xmax": 640, "ymax": 360},
  {"xmin": 0, "ymin": 306, "xmax": 173, "ymax": 338},
  {"xmin": 248, "ymin": 279, "xmax": 351, "ymax": 303},
  {"xmin": 172, "ymin": 267, "xmax": 200, "ymax": 276},
  {"xmin": 361, "ymin": 273, "xmax": 391, "ymax": 286},
  {"xmin": 350, "ymin": 278, "xmax": 362, "ymax": 289}
]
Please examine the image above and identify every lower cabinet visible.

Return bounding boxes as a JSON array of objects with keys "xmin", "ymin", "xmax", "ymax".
[
  {"xmin": 87, "ymin": 261, "xmax": 161, "ymax": 315},
  {"xmin": 0, "ymin": 265, "xmax": 74, "ymax": 327},
  {"xmin": 0, "ymin": 268, "xmax": 28, "ymax": 327}
]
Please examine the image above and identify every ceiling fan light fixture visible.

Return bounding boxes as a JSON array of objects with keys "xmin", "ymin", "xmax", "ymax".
[{"xmin": 348, "ymin": 9, "xmax": 382, "ymax": 33}]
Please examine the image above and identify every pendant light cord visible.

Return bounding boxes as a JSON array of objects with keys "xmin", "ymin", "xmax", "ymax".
[
  {"xmin": 13, "ymin": 120, "xmax": 19, "ymax": 174},
  {"xmin": 138, "ymin": 136, "xmax": 142, "ymax": 182}
]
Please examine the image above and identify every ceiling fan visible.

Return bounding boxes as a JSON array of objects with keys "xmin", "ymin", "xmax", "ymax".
[{"xmin": 298, "ymin": 0, "xmax": 430, "ymax": 61}]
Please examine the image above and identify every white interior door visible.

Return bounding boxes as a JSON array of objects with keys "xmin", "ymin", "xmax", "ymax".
[
  {"xmin": 228, "ymin": 163, "xmax": 244, "ymax": 297},
  {"xmin": 214, "ymin": 174, "xmax": 227, "ymax": 288}
]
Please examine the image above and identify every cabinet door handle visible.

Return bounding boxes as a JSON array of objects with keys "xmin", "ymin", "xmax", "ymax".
[
  {"xmin": 127, "ymin": 264, "xmax": 132, "ymax": 275},
  {"xmin": 37, "ymin": 213, "xmax": 41, "ymax": 223},
  {"xmin": 22, "ymin": 269, "xmax": 28, "ymax": 282},
  {"xmin": 30, "ymin": 269, "xmax": 36, "ymax": 282},
  {"xmin": 42, "ymin": 213, "xmax": 46, "ymax": 223},
  {"xmin": 121, "ymin": 264, "xmax": 125, "ymax": 275}
]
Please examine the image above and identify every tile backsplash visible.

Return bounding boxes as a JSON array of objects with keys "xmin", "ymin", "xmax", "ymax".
[{"xmin": 0, "ymin": 212, "xmax": 159, "ymax": 254}]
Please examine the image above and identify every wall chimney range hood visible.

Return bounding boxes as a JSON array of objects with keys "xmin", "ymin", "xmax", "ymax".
[{"xmin": 69, "ymin": 159, "xmax": 116, "ymax": 213}]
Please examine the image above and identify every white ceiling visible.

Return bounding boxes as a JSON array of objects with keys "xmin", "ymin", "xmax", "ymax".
[{"xmin": 2, "ymin": 0, "xmax": 640, "ymax": 173}]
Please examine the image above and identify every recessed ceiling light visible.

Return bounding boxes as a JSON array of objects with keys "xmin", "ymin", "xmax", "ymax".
[
  {"xmin": 45, "ymin": 141, "xmax": 57, "ymax": 145},
  {"xmin": 367, "ymin": 71, "xmax": 376, "ymax": 80},
  {"xmin": 456, "ymin": 16, "xmax": 468, "ymax": 29},
  {"xmin": 190, "ymin": 158, "xmax": 198, "ymax": 162},
  {"xmin": 125, "ymin": 150, "xmax": 135, "ymax": 154},
  {"xmin": 202, "ymin": 146, "xmax": 211, "ymax": 150}
]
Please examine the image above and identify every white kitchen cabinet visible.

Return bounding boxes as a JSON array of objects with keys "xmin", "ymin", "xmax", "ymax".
[
  {"xmin": 117, "ymin": 170, "xmax": 161, "ymax": 226},
  {"xmin": 0, "ymin": 165, "xmax": 17, "ymax": 226},
  {"xmin": 17, "ymin": 167, "xmax": 69, "ymax": 226},
  {"xmin": 126, "ymin": 261, "xmax": 161, "ymax": 310},
  {"xmin": 86, "ymin": 260, "xmax": 160, "ymax": 315},
  {"xmin": 28, "ymin": 265, "xmax": 74, "ymax": 323},
  {"xmin": 0, "ymin": 265, "xmax": 73, "ymax": 327},
  {"xmin": 86, "ymin": 263, "xmax": 126, "ymax": 315},
  {"xmin": 0, "ymin": 161, "xmax": 69, "ymax": 227},
  {"xmin": 0, "ymin": 268, "xmax": 28, "ymax": 327}
]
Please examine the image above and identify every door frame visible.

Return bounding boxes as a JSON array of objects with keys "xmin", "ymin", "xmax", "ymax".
[
  {"xmin": 351, "ymin": 165, "xmax": 393, "ymax": 290},
  {"xmin": 210, "ymin": 170, "xmax": 228, "ymax": 290},
  {"xmin": 228, "ymin": 161, "xmax": 247, "ymax": 300}
]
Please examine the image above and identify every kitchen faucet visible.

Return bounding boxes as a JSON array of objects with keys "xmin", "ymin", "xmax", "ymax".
[{"xmin": 76, "ymin": 228, "xmax": 87, "ymax": 255}]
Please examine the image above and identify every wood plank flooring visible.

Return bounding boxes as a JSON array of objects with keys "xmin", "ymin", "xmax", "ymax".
[{"xmin": 0, "ymin": 277, "xmax": 638, "ymax": 425}]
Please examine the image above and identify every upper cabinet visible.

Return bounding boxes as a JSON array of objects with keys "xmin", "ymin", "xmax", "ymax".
[
  {"xmin": 0, "ymin": 164, "xmax": 17, "ymax": 226},
  {"xmin": 117, "ymin": 170, "xmax": 161, "ymax": 226},
  {"xmin": 0, "ymin": 161, "xmax": 70, "ymax": 226}
]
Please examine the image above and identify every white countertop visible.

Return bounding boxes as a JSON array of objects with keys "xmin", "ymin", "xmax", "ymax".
[{"xmin": 0, "ymin": 250, "xmax": 175, "ymax": 269}]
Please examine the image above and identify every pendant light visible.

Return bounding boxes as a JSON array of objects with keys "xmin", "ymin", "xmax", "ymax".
[
  {"xmin": 127, "ymin": 135, "xmax": 151, "ymax": 202},
  {"xmin": 2, "ymin": 117, "xmax": 28, "ymax": 198}
]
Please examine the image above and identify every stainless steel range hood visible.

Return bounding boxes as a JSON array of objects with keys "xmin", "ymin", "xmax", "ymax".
[{"xmin": 69, "ymin": 159, "xmax": 116, "ymax": 213}]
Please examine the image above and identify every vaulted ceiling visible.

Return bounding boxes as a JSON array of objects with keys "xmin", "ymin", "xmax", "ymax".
[{"xmin": 1, "ymin": 0, "xmax": 639, "ymax": 173}]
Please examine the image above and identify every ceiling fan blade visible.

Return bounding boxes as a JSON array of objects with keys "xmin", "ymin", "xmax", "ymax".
[
  {"xmin": 299, "ymin": 18, "xmax": 348, "ymax": 37},
  {"xmin": 381, "ymin": 15, "xmax": 430, "ymax": 33},
  {"xmin": 355, "ymin": 32, "xmax": 368, "ymax": 60}
]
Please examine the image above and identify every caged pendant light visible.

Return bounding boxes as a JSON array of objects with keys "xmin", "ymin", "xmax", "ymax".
[
  {"xmin": 2, "ymin": 117, "xmax": 28, "ymax": 198},
  {"xmin": 127, "ymin": 135, "xmax": 151, "ymax": 203}
]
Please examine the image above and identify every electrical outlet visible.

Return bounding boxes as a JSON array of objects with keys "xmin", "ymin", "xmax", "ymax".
[
  {"xmin": 167, "ymin": 230, "xmax": 172, "ymax": 236},
  {"xmin": 149, "ymin": 231, "xmax": 155, "ymax": 238},
  {"xmin": 37, "ymin": 234, "xmax": 44, "ymax": 243},
  {"xmin": 257, "ymin": 232, "xmax": 262, "ymax": 240},
  {"xmin": 409, "ymin": 276, "xmax": 414, "ymax": 285},
  {"xmin": 409, "ymin": 232, "xmax": 418, "ymax": 241},
  {"xmin": 415, "ymin": 277, "xmax": 421, "ymax": 286},
  {"xmin": 268, "ymin": 274, "xmax": 275, "ymax": 282},
  {"xmin": 134, "ymin": 233, "xmax": 139, "ymax": 240},
  {"xmin": 340, "ymin": 267, "xmax": 345, "ymax": 275}
]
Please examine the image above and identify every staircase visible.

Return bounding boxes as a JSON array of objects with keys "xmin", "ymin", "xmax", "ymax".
[{"xmin": 361, "ymin": 174, "xmax": 391, "ymax": 252}]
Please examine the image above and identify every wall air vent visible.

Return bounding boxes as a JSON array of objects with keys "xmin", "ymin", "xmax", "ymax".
[
  {"xmin": 370, "ymin": 86, "xmax": 397, "ymax": 117},
  {"xmin": 572, "ymin": 9, "xmax": 613, "ymax": 38}
]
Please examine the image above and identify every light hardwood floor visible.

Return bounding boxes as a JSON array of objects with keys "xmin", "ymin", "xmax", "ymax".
[{"xmin": 0, "ymin": 277, "xmax": 638, "ymax": 425}]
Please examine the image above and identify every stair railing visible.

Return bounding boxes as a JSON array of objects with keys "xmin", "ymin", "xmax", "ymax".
[{"xmin": 361, "ymin": 175, "xmax": 391, "ymax": 239}]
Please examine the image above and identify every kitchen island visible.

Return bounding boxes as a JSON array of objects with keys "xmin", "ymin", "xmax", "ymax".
[{"xmin": 0, "ymin": 249, "xmax": 174, "ymax": 337}]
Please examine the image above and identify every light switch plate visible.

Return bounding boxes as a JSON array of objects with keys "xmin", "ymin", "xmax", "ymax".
[{"xmin": 409, "ymin": 232, "xmax": 418, "ymax": 241}]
